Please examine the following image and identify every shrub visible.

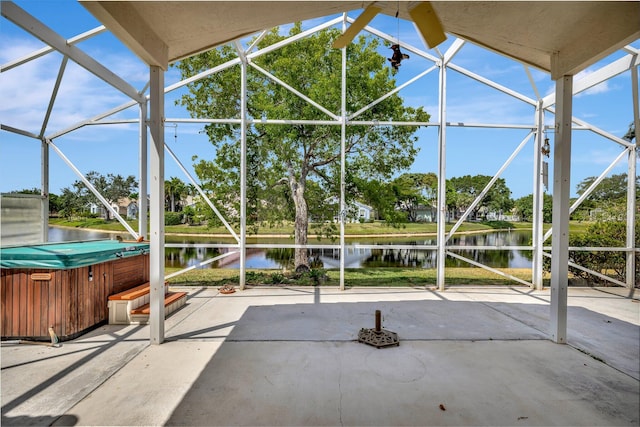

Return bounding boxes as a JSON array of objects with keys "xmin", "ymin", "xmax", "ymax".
[
  {"xmin": 165, "ymin": 211, "xmax": 182, "ymax": 226},
  {"xmin": 269, "ymin": 272, "xmax": 286, "ymax": 284},
  {"xmin": 544, "ymin": 220, "xmax": 639, "ymax": 286},
  {"xmin": 308, "ymin": 268, "xmax": 328, "ymax": 285}
]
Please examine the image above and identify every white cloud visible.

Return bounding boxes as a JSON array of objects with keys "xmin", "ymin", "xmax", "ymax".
[
  {"xmin": 0, "ymin": 38, "xmax": 43, "ymax": 63},
  {"xmin": 0, "ymin": 36, "xmax": 140, "ymax": 137},
  {"xmin": 447, "ymin": 92, "xmax": 534, "ymax": 125},
  {"xmin": 79, "ymin": 36, "xmax": 152, "ymax": 87},
  {"xmin": 573, "ymin": 68, "xmax": 612, "ymax": 96},
  {"xmin": 572, "ymin": 147, "xmax": 627, "ymax": 167}
]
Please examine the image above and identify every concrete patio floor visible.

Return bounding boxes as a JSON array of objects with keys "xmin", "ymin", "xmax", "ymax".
[{"xmin": 2, "ymin": 286, "xmax": 639, "ymax": 426}]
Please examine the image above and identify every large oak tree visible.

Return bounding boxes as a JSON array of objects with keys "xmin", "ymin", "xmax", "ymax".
[{"xmin": 175, "ymin": 24, "xmax": 429, "ymax": 269}]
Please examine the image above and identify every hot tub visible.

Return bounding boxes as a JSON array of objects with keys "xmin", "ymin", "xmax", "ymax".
[{"xmin": 1, "ymin": 240, "xmax": 149, "ymax": 341}]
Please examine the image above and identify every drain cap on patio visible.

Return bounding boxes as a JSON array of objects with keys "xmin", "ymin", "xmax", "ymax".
[{"xmin": 358, "ymin": 310, "xmax": 399, "ymax": 348}]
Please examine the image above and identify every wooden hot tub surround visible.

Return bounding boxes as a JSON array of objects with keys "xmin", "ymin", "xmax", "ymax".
[{"xmin": 1, "ymin": 240, "xmax": 150, "ymax": 341}]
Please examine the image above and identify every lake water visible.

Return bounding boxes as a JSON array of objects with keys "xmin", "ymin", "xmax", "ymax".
[{"xmin": 48, "ymin": 226, "xmax": 533, "ymax": 270}]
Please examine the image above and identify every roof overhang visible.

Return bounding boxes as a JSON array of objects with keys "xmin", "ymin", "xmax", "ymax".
[{"xmin": 80, "ymin": 1, "xmax": 640, "ymax": 79}]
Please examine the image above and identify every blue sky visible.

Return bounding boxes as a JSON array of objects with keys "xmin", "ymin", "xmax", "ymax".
[{"xmin": 1, "ymin": 1, "xmax": 638, "ymax": 200}]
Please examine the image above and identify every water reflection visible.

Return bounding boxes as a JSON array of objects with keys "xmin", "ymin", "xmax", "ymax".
[
  {"xmin": 49, "ymin": 227, "xmax": 532, "ymax": 270},
  {"xmin": 163, "ymin": 230, "xmax": 532, "ymax": 269},
  {"xmin": 48, "ymin": 227, "xmax": 112, "ymax": 242}
]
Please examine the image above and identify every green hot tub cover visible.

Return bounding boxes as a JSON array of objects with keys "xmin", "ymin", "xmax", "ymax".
[{"xmin": 0, "ymin": 240, "xmax": 149, "ymax": 269}]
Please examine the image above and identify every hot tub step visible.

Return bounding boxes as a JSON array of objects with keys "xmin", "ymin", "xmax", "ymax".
[
  {"xmin": 108, "ymin": 282, "xmax": 168, "ymax": 324},
  {"xmin": 129, "ymin": 292, "xmax": 188, "ymax": 325}
]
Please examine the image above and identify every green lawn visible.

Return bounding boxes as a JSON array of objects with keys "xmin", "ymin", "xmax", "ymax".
[
  {"xmin": 165, "ymin": 266, "xmax": 542, "ymax": 287},
  {"xmin": 50, "ymin": 216, "xmax": 594, "ymax": 239},
  {"xmin": 50, "ymin": 217, "xmax": 543, "ymax": 236}
]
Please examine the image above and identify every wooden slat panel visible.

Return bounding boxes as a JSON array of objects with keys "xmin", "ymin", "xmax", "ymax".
[
  {"xmin": 26, "ymin": 273, "xmax": 34, "ymax": 336},
  {"xmin": 71, "ymin": 269, "xmax": 78, "ymax": 335},
  {"xmin": 76, "ymin": 267, "xmax": 85, "ymax": 333},
  {"xmin": 18, "ymin": 271, "xmax": 27, "ymax": 336},
  {"xmin": 112, "ymin": 255, "xmax": 149, "ymax": 292},
  {"xmin": 72, "ymin": 268, "xmax": 79, "ymax": 335},
  {"xmin": 47, "ymin": 270, "xmax": 55, "ymax": 335},
  {"xmin": 13, "ymin": 272, "xmax": 20, "ymax": 336},
  {"xmin": 96, "ymin": 264, "xmax": 102, "ymax": 323},
  {"xmin": 53, "ymin": 270, "xmax": 63, "ymax": 336},
  {"xmin": 40, "ymin": 271, "xmax": 50, "ymax": 337},
  {"xmin": 1, "ymin": 270, "xmax": 7, "ymax": 336},
  {"xmin": 82, "ymin": 266, "xmax": 92, "ymax": 331},
  {"xmin": 143, "ymin": 254, "xmax": 150, "ymax": 282},
  {"xmin": 101, "ymin": 261, "xmax": 112, "ymax": 322},
  {"xmin": 66, "ymin": 269, "xmax": 76, "ymax": 336},
  {"xmin": 58, "ymin": 270, "xmax": 66, "ymax": 337},
  {"xmin": 97, "ymin": 262, "xmax": 109, "ymax": 323},
  {"xmin": 13, "ymin": 272, "xmax": 22, "ymax": 335},
  {"xmin": 32, "ymin": 277, "xmax": 41, "ymax": 337},
  {"xmin": 86, "ymin": 266, "xmax": 95, "ymax": 328},
  {"xmin": 1, "ymin": 270, "xmax": 13, "ymax": 336}
]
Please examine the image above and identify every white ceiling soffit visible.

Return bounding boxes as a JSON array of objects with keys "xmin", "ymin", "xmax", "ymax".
[{"xmin": 80, "ymin": 1, "xmax": 640, "ymax": 79}]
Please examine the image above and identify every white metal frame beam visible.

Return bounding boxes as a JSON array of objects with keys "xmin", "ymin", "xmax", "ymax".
[
  {"xmin": 1, "ymin": 25, "xmax": 107, "ymax": 72},
  {"xmin": 234, "ymin": 40, "xmax": 248, "ymax": 291},
  {"xmin": 436, "ymin": 53, "xmax": 447, "ymax": 291},
  {"xmin": 339, "ymin": 13, "xmax": 348, "ymax": 291},
  {"xmin": 39, "ymin": 56, "xmax": 68, "ymax": 139},
  {"xmin": 40, "ymin": 138, "xmax": 49, "ymax": 243},
  {"xmin": 138, "ymin": 102, "xmax": 148, "ymax": 240}
]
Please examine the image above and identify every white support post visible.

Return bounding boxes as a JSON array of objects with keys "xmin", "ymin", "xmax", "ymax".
[
  {"xmin": 39, "ymin": 55, "xmax": 67, "ymax": 243},
  {"xmin": 550, "ymin": 74, "xmax": 573, "ymax": 344},
  {"xmin": 627, "ymin": 65, "xmax": 639, "ymax": 289},
  {"xmin": 339, "ymin": 14, "xmax": 347, "ymax": 291},
  {"xmin": 41, "ymin": 139, "xmax": 49, "ymax": 242},
  {"xmin": 238, "ymin": 44, "xmax": 247, "ymax": 291},
  {"xmin": 139, "ymin": 101, "xmax": 148, "ymax": 240},
  {"xmin": 149, "ymin": 65, "xmax": 165, "ymax": 345},
  {"xmin": 532, "ymin": 101, "xmax": 545, "ymax": 290},
  {"xmin": 436, "ymin": 59, "xmax": 447, "ymax": 291}
]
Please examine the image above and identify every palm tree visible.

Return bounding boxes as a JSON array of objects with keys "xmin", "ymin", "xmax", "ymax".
[{"xmin": 165, "ymin": 177, "xmax": 186, "ymax": 212}]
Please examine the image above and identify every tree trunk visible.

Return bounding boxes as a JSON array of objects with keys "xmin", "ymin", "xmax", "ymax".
[{"xmin": 291, "ymin": 180, "xmax": 309, "ymax": 270}]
